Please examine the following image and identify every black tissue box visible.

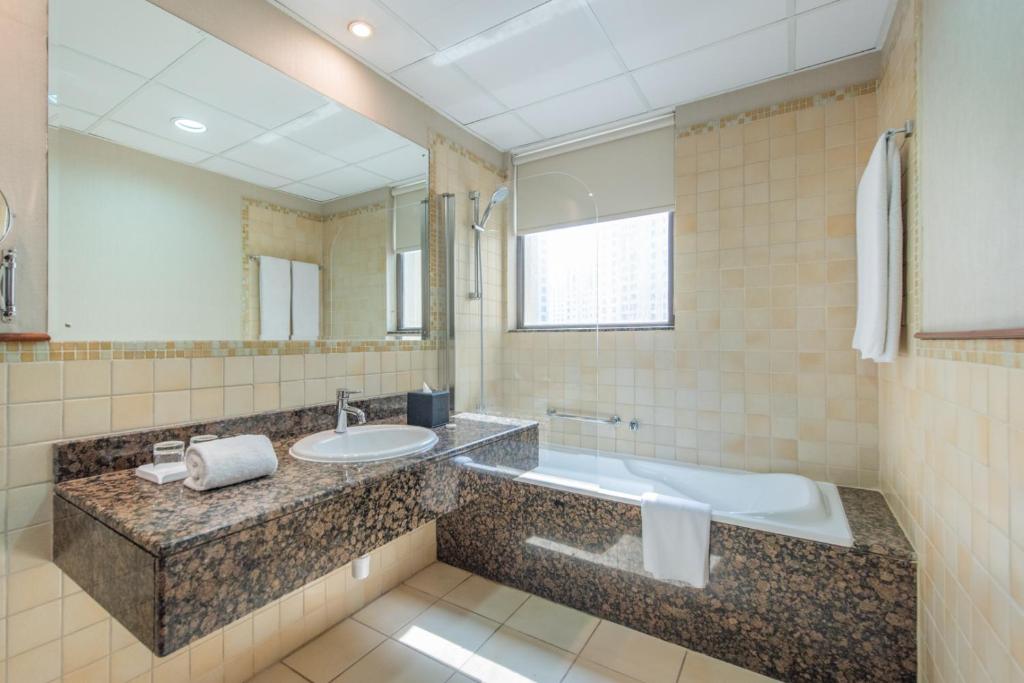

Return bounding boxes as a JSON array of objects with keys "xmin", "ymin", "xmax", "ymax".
[{"xmin": 407, "ymin": 390, "xmax": 449, "ymax": 428}]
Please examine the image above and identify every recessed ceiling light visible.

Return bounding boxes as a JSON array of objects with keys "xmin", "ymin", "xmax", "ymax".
[
  {"xmin": 48, "ymin": 93, "xmax": 59, "ymax": 105},
  {"xmin": 348, "ymin": 20, "xmax": 373, "ymax": 38},
  {"xmin": 172, "ymin": 117, "xmax": 206, "ymax": 133}
]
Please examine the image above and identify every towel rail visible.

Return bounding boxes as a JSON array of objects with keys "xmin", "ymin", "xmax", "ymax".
[{"xmin": 546, "ymin": 408, "xmax": 621, "ymax": 426}]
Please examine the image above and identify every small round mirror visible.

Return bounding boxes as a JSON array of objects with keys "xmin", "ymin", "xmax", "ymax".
[{"xmin": 0, "ymin": 188, "xmax": 10, "ymax": 241}]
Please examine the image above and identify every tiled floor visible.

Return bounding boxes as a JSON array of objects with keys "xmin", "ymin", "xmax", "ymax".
[{"xmin": 250, "ymin": 562, "xmax": 778, "ymax": 683}]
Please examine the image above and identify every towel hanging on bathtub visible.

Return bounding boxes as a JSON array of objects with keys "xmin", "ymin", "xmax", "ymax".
[
  {"xmin": 852, "ymin": 133, "xmax": 903, "ymax": 362},
  {"xmin": 641, "ymin": 491, "xmax": 711, "ymax": 588}
]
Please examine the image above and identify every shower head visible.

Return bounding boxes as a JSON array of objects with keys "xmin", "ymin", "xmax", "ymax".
[{"xmin": 478, "ymin": 185, "xmax": 510, "ymax": 229}]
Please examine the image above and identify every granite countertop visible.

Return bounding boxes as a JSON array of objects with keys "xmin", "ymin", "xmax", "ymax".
[
  {"xmin": 838, "ymin": 487, "xmax": 915, "ymax": 561},
  {"xmin": 55, "ymin": 413, "xmax": 535, "ymax": 558}
]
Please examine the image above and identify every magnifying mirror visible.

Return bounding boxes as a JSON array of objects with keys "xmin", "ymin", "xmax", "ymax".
[{"xmin": 0, "ymin": 187, "xmax": 11, "ymax": 243}]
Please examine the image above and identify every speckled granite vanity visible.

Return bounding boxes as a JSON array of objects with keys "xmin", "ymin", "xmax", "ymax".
[{"xmin": 52, "ymin": 396, "xmax": 537, "ymax": 656}]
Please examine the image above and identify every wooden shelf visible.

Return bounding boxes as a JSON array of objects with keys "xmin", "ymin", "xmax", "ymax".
[{"xmin": 0, "ymin": 332, "xmax": 50, "ymax": 342}]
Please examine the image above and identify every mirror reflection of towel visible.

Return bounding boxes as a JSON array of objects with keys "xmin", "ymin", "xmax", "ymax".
[
  {"xmin": 290, "ymin": 260, "xmax": 320, "ymax": 340},
  {"xmin": 258, "ymin": 255, "xmax": 290, "ymax": 340}
]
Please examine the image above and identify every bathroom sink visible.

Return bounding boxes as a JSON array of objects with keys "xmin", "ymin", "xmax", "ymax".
[{"xmin": 289, "ymin": 425, "xmax": 439, "ymax": 463}]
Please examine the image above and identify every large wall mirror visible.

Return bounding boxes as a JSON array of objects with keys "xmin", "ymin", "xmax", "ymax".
[{"xmin": 46, "ymin": 0, "xmax": 429, "ymax": 342}]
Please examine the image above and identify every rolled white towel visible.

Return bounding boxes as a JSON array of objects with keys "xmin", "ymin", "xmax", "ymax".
[{"xmin": 183, "ymin": 435, "xmax": 278, "ymax": 491}]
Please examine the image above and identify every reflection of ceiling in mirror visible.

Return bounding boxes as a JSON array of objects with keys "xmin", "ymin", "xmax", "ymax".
[{"xmin": 46, "ymin": 0, "xmax": 427, "ymax": 203}]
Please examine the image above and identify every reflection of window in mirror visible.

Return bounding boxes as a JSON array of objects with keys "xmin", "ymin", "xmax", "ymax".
[{"xmin": 389, "ymin": 183, "xmax": 427, "ymax": 334}]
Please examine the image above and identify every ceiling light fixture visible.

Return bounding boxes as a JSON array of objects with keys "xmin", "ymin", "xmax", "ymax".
[
  {"xmin": 172, "ymin": 117, "xmax": 207, "ymax": 133},
  {"xmin": 348, "ymin": 20, "xmax": 373, "ymax": 38}
]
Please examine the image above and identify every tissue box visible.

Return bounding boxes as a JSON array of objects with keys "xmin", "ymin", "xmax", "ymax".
[{"xmin": 407, "ymin": 390, "xmax": 449, "ymax": 428}]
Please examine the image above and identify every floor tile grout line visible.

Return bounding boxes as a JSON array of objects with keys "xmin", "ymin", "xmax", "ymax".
[{"xmin": 556, "ymin": 616, "xmax": 605, "ymax": 683}]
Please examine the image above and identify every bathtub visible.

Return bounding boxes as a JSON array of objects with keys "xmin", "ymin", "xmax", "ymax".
[{"xmin": 515, "ymin": 445, "xmax": 853, "ymax": 546}]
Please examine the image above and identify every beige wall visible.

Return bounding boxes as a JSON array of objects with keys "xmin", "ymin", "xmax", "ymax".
[
  {"xmin": 878, "ymin": 0, "xmax": 1024, "ymax": 680},
  {"xmin": 499, "ymin": 83, "xmax": 881, "ymax": 487},
  {"xmin": 918, "ymin": 0, "xmax": 1024, "ymax": 332},
  {"xmin": 324, "ymin": 203, "xmax": 389, "ymax": 340},
  {"xmin": 49, "ymin": 130, "xmax": 322, "ymax": 341},
  {"xmin": 0, "ymin": 0, "xmax": 48, "ymax": 334}
]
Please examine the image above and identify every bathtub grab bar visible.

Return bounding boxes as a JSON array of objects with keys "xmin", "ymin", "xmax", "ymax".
[{"xmin": 546, "ymin": 409, "xmax": 621, "ymax": 426}]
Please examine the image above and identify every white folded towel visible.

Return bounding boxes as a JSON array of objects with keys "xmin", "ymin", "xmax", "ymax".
[
  {"xmin": 290, "ymin": 260, "xmax": 320, "ymax": 340},
  {"xmin": 641, "ymin": 491, "xmax": 711, "ymax": 587},
  {"xmin": 258, "ymin": 256, "xmax": 291, "ymax": 340},
  {"xmin": 183, "ymin": 435, "xmax": 278, "ymax": 491},
  {"xmin": 852, "ymin": 133, "xmax": 903, "ymax": 362}
]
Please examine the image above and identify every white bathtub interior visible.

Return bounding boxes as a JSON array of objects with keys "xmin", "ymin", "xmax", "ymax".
[{"xmin": 516, "ymin": 445, "xmax": 854, "ymax": 547}]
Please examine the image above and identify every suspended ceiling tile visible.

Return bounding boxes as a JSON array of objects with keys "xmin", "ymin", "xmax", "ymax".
[
  {"xmin": 587, "ymin": 0, "xmax": 788, "ymax": 70},
  {"xmin": 467, "ymin": 112, "xmax": 540, "ymax": 150},
  {"xmin": 197, "ymin": 157, "xmax": 293, "ymax": 189},
  {"xmin": 276, "ymin": 103, "xmax": 414, "ymax": 163},
  {"xmin": 517, "ymin": 75, "xmax": 648, "ymax": 139},
  {"xmin": 48, "ymin": 105, "xmax": 100, "ymax": 132},
  {"xmin": 274, "ymin": 0, "xmax": 435, "ymax": 72},
  {"xmin": 795, "ymin": 0, "xmax": 892, "ymax": 69},
  {"xmin": 157, "ymin": 38, "xmax": 329, "ymax": 129},
  {"xmin": 304, "ymin": 165, "xmax": 392, "ymax": 197},
  {"xmin": 279, "ymin": 182, "xmax": 339, "ymax": 202},
  {"xmin": 49, "ymin": 46, "xmax": 146, "ymax": 116},
  {"xmin": 447, "ymin": 0, "xmax": 624, "ymax": 109},
  {"xmin": 224, "ymin": 133, "xmax": 345, "ymax": 181},
  {"xmin": 632, "ymin": 23, "xmax": 790, "ymax": 110},
  {"xmin": 49, "ymin": 0, "xmax": 204, "ymax": 77},
  {"xmin": 91, "ymin": 120, "xmax": 210, "ymax": 164},
  {"xmin": 357, "ymin": 144, "xmax": 428, "ymax": 181},
  {"xmin": 378, "ymin": 0, "xmax": 549, "ymax": 50},
  {"xmin": 393, "ymin": 57, "xmax": 506, "ymax": 124}
]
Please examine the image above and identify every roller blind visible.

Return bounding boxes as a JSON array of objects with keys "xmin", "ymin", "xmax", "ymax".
[
  {"xmin": 393, "ymin": 185, "xmax": 427, "ymax": 253},
  {"xmin": 515, "ymin": 126, "xmax": 675, "ymax": 235}
]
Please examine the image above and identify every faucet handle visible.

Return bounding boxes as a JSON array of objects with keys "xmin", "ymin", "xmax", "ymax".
[{"xmin": 336, "ymin": 388, "xmax": 361, "ymax": 401}]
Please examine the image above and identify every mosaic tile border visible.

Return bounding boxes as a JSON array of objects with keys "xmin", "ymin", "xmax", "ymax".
[
  {"xmin": 677, "ymin": 80, "xmax": 879, "ymax": 137},
  {"xmin": 0, "ymin": 338, "xmax": 438, "ymax": 363},
  {"xmin": 429, "ymin": 130, "xmax": 508, "ymax": 179}
]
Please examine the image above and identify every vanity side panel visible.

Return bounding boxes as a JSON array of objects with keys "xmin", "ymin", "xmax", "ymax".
[{"xmin": 53, "ymin": 496, "xmax": 159, "ymax": 650}]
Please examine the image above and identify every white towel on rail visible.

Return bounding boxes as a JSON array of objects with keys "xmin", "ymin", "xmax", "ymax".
[
  {"xmin": 290, "ymin": 260, "xmax": 320, "ymax": 340},
  {"xmin": 641, "ymin": 491, "xmax": 711, "ymax": 587},
  {"xmin": 258, "ymin": 256, "xmax": 291, "ymax": 340},
  {"xmin": 852, "ymin": 134, "xmax": 903, "ymax": 362}
]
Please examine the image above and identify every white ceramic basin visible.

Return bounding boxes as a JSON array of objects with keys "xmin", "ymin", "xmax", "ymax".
[{"xmin": 289, "ymin": 425, "xmax": 439, "ymax": 463}]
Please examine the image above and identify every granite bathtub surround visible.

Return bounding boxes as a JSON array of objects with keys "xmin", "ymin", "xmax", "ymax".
[
  {"xmin": 53, "ymin": 392, "xmax": 407, "ymax": 482},
  {"xmin": 438, "ymin": 478, "xmax": 916, "ymax": 682},
  {"xmin": 53, "ymin": 410, "xmax": 539, "ymax": 655}
]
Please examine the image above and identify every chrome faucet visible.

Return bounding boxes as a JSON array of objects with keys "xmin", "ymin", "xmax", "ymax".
[{"xmin": 335, "ymin": 389, "xmax": 366, "ymax": 433}]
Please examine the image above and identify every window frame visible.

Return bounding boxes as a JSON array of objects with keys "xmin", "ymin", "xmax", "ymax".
[
  {"xmin": 395, "ymin": 250, "xmax": 423, "ymax": 334},
  {"xmin": 515, "ymin": 210, "xmax": 675, "ymax": 331}
]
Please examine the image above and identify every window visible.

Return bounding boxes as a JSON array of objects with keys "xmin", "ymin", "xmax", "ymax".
[
  {"xmin": 517, "ymin": 211, "xmax": 673, "ymax": 329},
  {"xmin": 396, "ymin": 250, "xmax": 422, "ymax": 332}
]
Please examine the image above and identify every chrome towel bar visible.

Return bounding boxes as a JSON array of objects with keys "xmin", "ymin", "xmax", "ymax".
[{"xmin": 546, "ymin": 409, "xmax": 621, "ymax": 426}]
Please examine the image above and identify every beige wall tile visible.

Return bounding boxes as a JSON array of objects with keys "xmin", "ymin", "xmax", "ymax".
[
  {"xmin": 7, "ymin": 599, "xmax": 61, "ymax": 655},
  {"xmin": 225, "ymin": 385, "xmax": 254, "ymax": 417},
  {"xmin": 281, "ymin": 355, "xmax": 304, "ymax": 382},
  {"xmin": 7, "ymin": 483, "xmax": 53, "ymax": 530},
  {"xmin": 191, "ymin": 358, "xmax": 225, "ymax": 389},
  {"xmin": 63, "ymin": 398, "xmax": 112, "ymax": 438},
  {"xmin": 7, "ymin": 443, "xmax": 53, "ymax": 488},
  {"xmin": 154, "ymin": 391, "xmax": 190, "ymax": 427},
  {"xmin": 7, "ymin": 638, "xmax": 61, "ymax": 683},
  {"xmin": 111, "ymin": 394, "xmax": 154, "ymax": 432},
  {"xmin": 6, "ymin": 562, "xmax": 61, "ymax": 615},
  {"xmin": 63, "ymin": 361, "xmax": 111, "ymax": 400},
  {"xmin": 112, "ymin": 360, "xmax": 154, "ymax": 396},
  {"xmin": 9, "ymin": 362, "xmax": 62, "ymax": 404},
  {"xmin": 191, "ymin": 388, "xmax": 225, "ymax": 421},
  {"xmin": 154, "ymin": 358, "xmax": 190, "ymax": 392},
  {"xmin": 8, "ymin": 402, "xmax": 62, "ymax": 446},
  {"xmin": 253, "ymin": 356, "xmax": 280, "ymax": 384},
  {"xmin": 254, "ymin": 383, "xmax": 281, "ymax": 413},
  {"xmin": 225, "ymin": 357, "xmax": 254, "ymax": 387},
  {"xmin": 62, "ymin": 620, "xmax": 110, "ymax": 674}
]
